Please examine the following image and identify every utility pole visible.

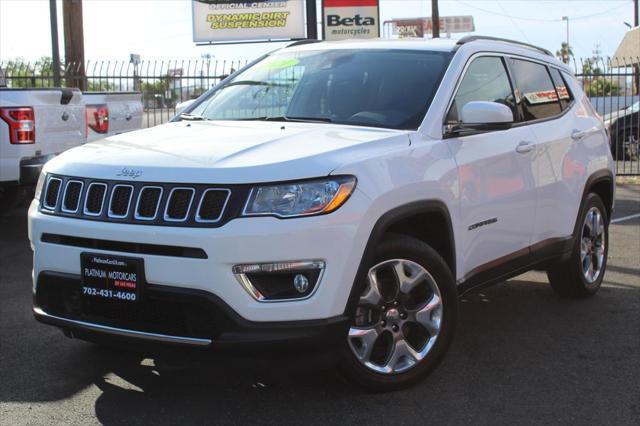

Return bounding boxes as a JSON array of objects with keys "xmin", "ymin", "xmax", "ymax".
[
  {"xmin": 561, "ymin": 16, "xmax": 570, "ymax": 64},
  {"xmin": 432, "ymin": 0, "xmax": 440, "ymax": 38},
  {"xmin": 635, "ymin": 0, "xmax": 639, "ymax": 26},
  {"xmin": 62, "ymin": 0, "xmax": 86, "ymax": 90},
  {"xmin": 49, "ymin": 0, "xmax": 61, "ymax": 87},
  {"xmin": 306, "ymin": 0, "xmax": 318, "ymax": 39}
]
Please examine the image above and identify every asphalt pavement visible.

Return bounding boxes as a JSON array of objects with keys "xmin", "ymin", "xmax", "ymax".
[{"xmin": 0, "ymin": 185, "xmax": 638, "ymax": 425}]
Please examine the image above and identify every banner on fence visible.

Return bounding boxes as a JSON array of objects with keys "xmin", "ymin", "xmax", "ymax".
[
  {"xmin": 192, "ymin": 0, "xmax": 306, "ymax": 43},
  {"xmin": 322, "ymin": 0, "xmax": 380, "ymax": 41}
]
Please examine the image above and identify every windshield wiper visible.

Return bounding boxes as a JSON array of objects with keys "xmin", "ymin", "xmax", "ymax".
[
  {"xmin": 224, "ymin": 80, "xmax": 286, "ymax": 88},
  {"xmin": 179, "ymin": 113, "xmax": 207, "ymax": 121},
  {"xmin": 247, "ymin": 115, "xmax": 333, "ymax": 123}
]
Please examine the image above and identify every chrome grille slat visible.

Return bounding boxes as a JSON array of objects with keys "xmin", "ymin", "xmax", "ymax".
[
  {"xmin": 108, "ymin": 184, "xmax": 134, "ymax": 218},
  {"xmin": 40, "ymin": 176, "xmax": 231, "ymax": 227},
  {"xmin": 135, "ymin": 186, "xmax": 163, "ymax": 221},
  {"xmin": 164, "ymin": 187, "xmax": 195, "ymax": 222},
  {"xmin": 196, "ymin": 189, "xmax": 231, "ymax": 223},
  {"xmin": 84, "ymin": 183, "xmax": 107, "ymax": 216},
  {"xmin": 61, "ymin": 180, "xmax": 83, "ymax": 213},
  {"xmin": 43, "ymin": 177, "xmax": 62, "ymax": 210}
]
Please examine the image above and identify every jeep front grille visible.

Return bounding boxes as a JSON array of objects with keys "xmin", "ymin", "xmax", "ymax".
[{"xmin": 40, "ymin": 175, "xmax": 234, "ymax": 228}]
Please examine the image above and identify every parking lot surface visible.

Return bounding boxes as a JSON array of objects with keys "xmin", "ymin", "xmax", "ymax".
[{"xmin": 1, "ymin": 185, "xmax": 638, "ymax": 425}]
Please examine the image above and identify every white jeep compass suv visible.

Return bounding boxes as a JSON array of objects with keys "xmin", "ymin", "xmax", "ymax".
[{"xmin": 29, "ymin": 37, "xmax": 615, "ymax": 391}]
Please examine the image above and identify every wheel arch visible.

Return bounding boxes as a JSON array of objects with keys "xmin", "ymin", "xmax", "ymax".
[
  {"xmin": 344, "ymin": 200, "xmax": 456, "ymax": 316},
  {"xmin": 576, "ymin": 169, "xmax": 615, "ymax": 233}
]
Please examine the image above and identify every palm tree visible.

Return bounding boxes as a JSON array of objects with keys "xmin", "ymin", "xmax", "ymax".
[{"xmin": 555, "ymin": 42, "xmax": 574, "ymax": 64}]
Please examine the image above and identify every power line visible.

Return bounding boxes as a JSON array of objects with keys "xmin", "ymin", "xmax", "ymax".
[{"xmin": 453, "ymin": 0, "xmax": 630, "ymax": 22}]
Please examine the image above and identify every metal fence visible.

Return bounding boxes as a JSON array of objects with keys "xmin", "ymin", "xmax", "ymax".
[
  {"xmin": 0, "ymin": 59, "xmax": 248, "ymax": 128},
  {"xmin": 574, "ymin": 57, "xmax": 639, "ymax": 175},
  {"xmin": 1, "ymin": 56, "xmax": 639, "ymax": 175}
]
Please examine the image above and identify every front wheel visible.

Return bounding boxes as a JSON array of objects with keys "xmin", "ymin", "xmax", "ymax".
[{"xmin": 340, "ymin": 235, "xmax": 458, "ymax": 392}]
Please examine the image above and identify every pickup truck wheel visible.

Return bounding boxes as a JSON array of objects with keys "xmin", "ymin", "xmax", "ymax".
[
  {"xmin": 547, "ymin": 193, "xmax": 609, "ymax": 298},
  {"xmin": 340, "ymin": 235, "xmax": 457, "ymax": 392}
]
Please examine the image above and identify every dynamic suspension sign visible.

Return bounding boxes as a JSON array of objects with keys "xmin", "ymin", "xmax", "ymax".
[{"xmin": 192, "ymin": 0, "xmax": 306, "ymax": 43}]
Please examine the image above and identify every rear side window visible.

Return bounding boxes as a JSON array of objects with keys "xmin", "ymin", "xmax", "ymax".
[
  {"xmin": 447, "ymin": 56, "xmax": 516, "ymax": 123},
  {"xmin": 509, "ymin": 59, "xmax": 562, "ymax": 121},
  {"xmin": 548, "ymin": 68, "xmax": 573, "ymax": 110}
]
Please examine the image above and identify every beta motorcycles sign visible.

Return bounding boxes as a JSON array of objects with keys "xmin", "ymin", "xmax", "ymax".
[{"xmin": 322, "ymin": 0, "xmax": 380, "ymax": 41}]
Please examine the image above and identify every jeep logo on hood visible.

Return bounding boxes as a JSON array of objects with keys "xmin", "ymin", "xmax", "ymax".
[{"xmin": 116, "ymin": 167, "xmax": 143, "ymax": 179}]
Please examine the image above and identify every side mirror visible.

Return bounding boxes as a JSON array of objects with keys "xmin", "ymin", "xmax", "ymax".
[{"xmin": 460, "ymin": 101, "xmax": 514, "ymax": 131}]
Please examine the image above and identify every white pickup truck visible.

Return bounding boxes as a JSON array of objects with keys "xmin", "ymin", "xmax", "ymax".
[
  {"xmin": 0, "ymin": 88, "xmax": 85, "ymax": 191},
  {"xmin": 84, "ymin": 92, "xmax": 143, "ymax": 142},
  {"xmin": 0, "ymin": 88, "xmax": 143, "ymax": 208}
]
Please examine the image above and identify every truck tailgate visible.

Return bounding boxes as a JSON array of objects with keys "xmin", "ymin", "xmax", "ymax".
[
  {"xmin": 1, "ymin": 88, "xmax": 84, "ymax": 184},
  {"xmin": 84, "ymin": 92, "xmax": 143, "ymax": 142}
]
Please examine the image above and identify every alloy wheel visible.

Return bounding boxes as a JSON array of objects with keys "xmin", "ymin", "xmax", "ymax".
[
  {"xmin": 580, "ymin": 207, "xmax": 606, "ymax": 285},
  {"xmin": 347, "ymin": 259, "xmax": 443, "ymax": 374}
]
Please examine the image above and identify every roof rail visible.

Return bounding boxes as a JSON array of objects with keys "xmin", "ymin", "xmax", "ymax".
[
  {"xmin": 286, "ymin": 39, "xmax": 322, "ymax": 48},
  {"xmin": 456, "ymin": 36, "xmax": 553, "ymax": 57}
]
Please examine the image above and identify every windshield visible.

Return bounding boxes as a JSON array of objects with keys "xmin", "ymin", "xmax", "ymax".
[{"xmin": 189, "ymin": 49, "xmax": 452, "ymax": 130}]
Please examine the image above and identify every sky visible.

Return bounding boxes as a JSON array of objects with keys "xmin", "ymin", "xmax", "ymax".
[{"xmin": 0, "ymin": 0, "xmax": 636, "ymax": 67}]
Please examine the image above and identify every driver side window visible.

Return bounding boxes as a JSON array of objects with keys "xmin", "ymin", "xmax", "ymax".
[{"xmin": 447, "ymin": 56, "xmax": 516, "ymax": 123}]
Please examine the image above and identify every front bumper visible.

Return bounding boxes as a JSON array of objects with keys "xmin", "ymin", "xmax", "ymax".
[
  {"xmin": 28, "ymin": 188, "xmax": 372, "ymax": 325},
  {"xmin": 34, "ymin": 272, "xmax": 350, "ymax": 351}
]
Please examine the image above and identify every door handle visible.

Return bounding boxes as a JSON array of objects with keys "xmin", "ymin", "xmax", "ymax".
[
  {"xmin": 515, "ymin": 141, "xmax": 534, "ymax": 154},
  {"xmin": 571, "ymin": 129, "xmax": 586, "ymax": 141},
  {"xmin": 125, "ymin": 114, "xmax": 133, "ymax": 121}
]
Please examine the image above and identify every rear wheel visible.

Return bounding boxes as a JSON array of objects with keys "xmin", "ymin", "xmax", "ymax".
[
  {"xmin": 340, "ymin": 235, "xmax": 457, "ymax": 392},
  {"xmin": 547, "ymin": 193, "xmax": 609, "ymax": 298}
]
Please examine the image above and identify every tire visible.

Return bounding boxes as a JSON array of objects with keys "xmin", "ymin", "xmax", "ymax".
[
  {"xmin": 339, "ymin": 234, "xmax": 458, "ymax": 392},
  {"xmin": 547, "ymin": 193, "xmax": 609, "ymax": 298},
  {"xmin": 613, "ymin": 128, "xmax": 639, "ymax": 161}
]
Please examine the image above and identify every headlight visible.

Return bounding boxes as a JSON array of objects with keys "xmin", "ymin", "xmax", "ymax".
[
  {"xmin": 243, "ymin": 176, "xmax": 356, "ymax": 218},
  {"xmin": 34, "ymin": 171, "xmax": 47, "ymax": 201}
]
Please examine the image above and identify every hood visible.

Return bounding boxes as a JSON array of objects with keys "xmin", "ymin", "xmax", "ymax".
[{"xmin": 45, "ymin": 120, "xmax": 409, "ymax": 183}]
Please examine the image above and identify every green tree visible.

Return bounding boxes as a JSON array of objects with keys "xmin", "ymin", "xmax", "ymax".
[
  {"xmin": 1, "ymin": 56, "xmax": 58, "ymax": 88},
  {"xmin": 555, "ymin": 42, "xmax": 574, "ymax": 64},
  {"xmin": 584, "ymin": 76, "xmax": 621, "ymax": 97}
]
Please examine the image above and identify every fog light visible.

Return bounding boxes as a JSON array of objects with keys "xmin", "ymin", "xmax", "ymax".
[
  {"xmin": 293, "ymin": 274, "xmax": 309, "ymax": 293},
  {"xmin": 232, "ymin": 260, "xmax": 324, "ymax": 302}
]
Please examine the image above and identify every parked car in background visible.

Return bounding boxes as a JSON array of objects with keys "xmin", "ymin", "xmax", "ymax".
[
  {"xmin": 1, "ymin": 88, "xmax": 85, "ymax": 208},
  {"xmin": 604, "ymin": 101, "xmax": 639, "ymax": 160},
  {"xmin": 84, "ymin": 92, "xmax": 143, "ymax": 142}
]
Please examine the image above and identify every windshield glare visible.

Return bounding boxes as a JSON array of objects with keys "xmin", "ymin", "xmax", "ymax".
[{"xmin": 190, "ymin": 49, "xmax": 452, "ymax": 130}]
